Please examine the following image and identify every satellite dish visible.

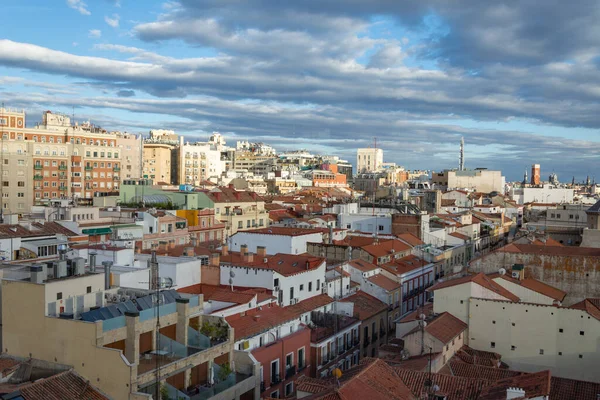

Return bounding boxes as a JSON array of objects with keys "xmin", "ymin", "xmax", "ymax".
[
  {"xmin": 160, "ymin": 277, "xmax": 173, "ymax": 289},
  {"xmin": 230, "ymin": 271, "xmax": 235, "ymax": 278},
  {"xmin": 498, "ymin": 268, "xmax": 506, "ymax": 276},
  {"xmin": 228, "ymin": 278, "xmax": 233, "ymax": 285},
  {"xmin": 419, "ymin": 314, "xmax": 426, "ymax": 320}
]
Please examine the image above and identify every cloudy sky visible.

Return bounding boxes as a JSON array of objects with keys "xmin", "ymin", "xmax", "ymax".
[{"xmin": 1, "ymin": 1, "xmax": 599, "ymax": 181}]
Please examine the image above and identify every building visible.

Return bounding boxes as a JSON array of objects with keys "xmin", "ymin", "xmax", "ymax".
[
  {"xmin": 115, "ymin": 132, "xmax": 142, "ymax": 181},
  {"xmin": 340, "ymin": 291, "xmax": 388, "ymax": 358},
  {"xmin": 179, "ymin": 134, "xmax": 228, "ymax": 185},
  {"xmin": 229, "ymin": 227, "xmax": 325, "ymax": 255},
  {"xmin": 432, "ymin": 169, "xmax": 504, "ymax": 193},
  {"xmin": 510, "ymin": 184, "xmax": 574, "ymax": 205},
  {"xmin": 1, "ymin": 108, "xmax": 123, "ymax": 206},
  {"xmin": 143, "ymin": 142, "xmax": 176, "ymax": 185},
  {"xmin": 356, "ymin": 148, "xmax": 383, "ymax": 173},
  {"xmin": 359, "ymin": 239, "xmax": 412, "ymax": 265},
  {"xmin": 135, "ymin": 210, "xmax": 190, "ymax": 250},
  {"xmin": 178, "ymin": 209, "xmax": 226, "ymax": 248},
  {"xmin": 531, "ymin": 164, "xmax": 541, "ymax": 185},
  {"xmin": 1, "ymin": 263, "xmax": 258, "ymax": 399},
  {"xmin": 205, "ymin": 187, "xmax": 267, "ymax": 237}
]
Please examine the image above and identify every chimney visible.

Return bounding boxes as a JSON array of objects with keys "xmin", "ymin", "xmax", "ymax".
[
  {"xmin": 228, "ymin": 184, "xmax": 234, "ymax": 189},
  {"xmin": 221, "ymin": 244, "xmax": 229, "ymax": 256},
  {"xmin": 184, "ymin": 247, "xmax": 195, "ymax": 257},
  {"xmin": 210, "ymin": 252, "xmax": 220, "ymax": 267},
  {"xmin": 234, "ymin": 191, "xmax": 241, "ymax": 200},
  {"xmin": 102, "ymin": 261, "xmax": 113, "ymax": 290},
  {"xmin": 256, "ymin": 246, "xmax": 267, "ymax": 258},
  {"xmin": 169, "ymin": 241, "xmax": 175, "ymax": 249},
  {"xmin": 214, "ymin": 192, "xmax": 221, "ymax": 201},
  {"xmin": 306, "ymin": 260, "xmax": 310, "ymax": 270},
  {"xmin": 191, "ymin": 235, "xmax": 198, "ymax": 247},
  {"xmin": 89, "ymin": 252, "xmax": 97, "ymax": 273},
  {"xmin": 240, "ymin": 244, "xmax": 248, "ymax": 255},
  {"xmin": 242, "ymin": 251, "xmax": 254, "ymax": 263}
]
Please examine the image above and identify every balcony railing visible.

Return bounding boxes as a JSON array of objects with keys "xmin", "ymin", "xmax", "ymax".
[
  {"xmin": 58, "ymin": 165, "xmax": 67, "ymax": 170},
  {"xmin": 34, "ymin": 165, "xmax": 43, "ymax": 170},
  {"xmin": 298, "ymin": 362, "xmax": 306, "ymax": 372},
  {"xmin": 113, "ymin": 176, "xmax": 120, "ymax": 180},
  {"xmin": 85, "ymin": 166, "xmax": 93, "ymax": 171},
  {"xmin": 271, "ymin": 374, "xmax": 280, "ymax": 385},
  {"xmin": 59, "ymin": 186, "xmax": 67, "ymax": 191},
  {"xmin": 59, "ymin": 175, "xmax": 68, "ymax": 180},
  {"xmin": 260, "ymin": 381, "xmax": 266, "ymax": 393},
  {"xmin": 33, "ymin": 175, "xmax": 43, "ymax": 180},
  {"xmin": 113, "ymin": 166, "xmax": 120, "ymax": 172},
  {"xmin": 285, "ymin": 365, "xmax": 296, "ymax": 379}
]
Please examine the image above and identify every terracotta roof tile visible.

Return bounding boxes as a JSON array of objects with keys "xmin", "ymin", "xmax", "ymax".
[
  {"xmin": 297, "ymin": 358, "xmax": 415, "ymax": 400},
  {"xmin": 340, "ymin": 291, "xmax": 388, "ymax": 320},
  {"xmin": 394, "ymin": 368, "xmax": 488, "ymax": 400},
  {"xmin": 14, "ymin": 370, "xmax": 108, "ymax": 400},
  {"xmin": 498, "ymin": 243, "xmax": 600, "ymax": 257},
  {"xmin": 238, "ymin": 226, "xmax": 324, "ymax": 236},
  {"xmin": 453, "ymin": 346, "xmax": 503, "ymax": 368},
  {"xmin": 220, "ymin": 251, "xmax": 325, "ymax": 277},
  {"xmin": 395, "ymin": 233, "xmax": 425, "ymax": 247},
  {"xmin": 420, "ymin": 312, "xmax": 467, "ymax": 344},
  {"xmin": 361, "ymin": 239, "xmax": 411, "ymax": 258},
  {"xmin": 428, "ymin": 272, "xmax": 520, "ymax": 302},
  {"xmin": 205, "ymin": 187, "xmax": 263, "ymax": 203},
  {"xmin": 367, "ymin": 274, "xmax": 401, "ymax": 291},
  {"xmin": 569, "ymin": 298, "xmax": 600, "ymax": 321},
  {"xmin": 490, "ymin": 274, "xmax": 567, "ymax": 302},
  {"xmin": 178, "ymin": 284, "xmax": 256, "ymax": 304},
  {"xmin": 381, "ymin": 255, "xmax": 430, "ymax": 276},
  {"xmin": 449, "ymin": 232, "xmax": 470, "ymax": 241},
  {"xmin": 447, "ymin": 362, "xmax": 522, "ymax": 381},
  {"xmin": 347, "ymin": 259, "xmax": 379, "ymax": 272},
  {"xmin": 550, "ymin": 376, "xmax": 600, "ymax": 400},
  {"xmin": 398, "ymin": 303, "xmax": 433, "ymax": 323},
  {"xmin": 478, "ymin": 370, "xmax": 551, "ymax": 400}
]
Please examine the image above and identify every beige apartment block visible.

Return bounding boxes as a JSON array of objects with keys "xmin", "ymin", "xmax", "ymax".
[
  {"xmin": 143, "ymin": 142, "xmax": 176, "ymax": 185},
  {"xmin": 116, "ymin": 132, "xmax": 142, "ymax": 181}
]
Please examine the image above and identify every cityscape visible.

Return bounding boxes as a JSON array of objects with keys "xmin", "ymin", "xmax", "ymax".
[{"xmin": 0, "ymin": 1, "xmax": 600, "ymax": 400}]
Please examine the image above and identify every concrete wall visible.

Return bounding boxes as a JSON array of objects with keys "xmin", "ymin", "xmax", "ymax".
[
  {"xmin": 339, "ymin": 213, "xmax": 392, "ymax": 234},
  {"xmin": 229, "ymin": 232, "xmax": 323, "ymax": 255},
  {"xmin": 2, "ymin": 280, "xmax": 135, "ymax": 399},
  {"xmin": 469, "ymin": 250, "xmax": 600, "ymax": 305},
  {"xmin": 469, "ymin": 298, "xmax": 600, "ymax": 382}
]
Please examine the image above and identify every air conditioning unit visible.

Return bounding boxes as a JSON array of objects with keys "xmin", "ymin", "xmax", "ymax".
[
  {"xmin": 321, "ymin": 287, "xmax": 328, "ymax": 294},
  {"xmin": 511, "ymin": 271, "xmax": 519, "ymax": 279}
]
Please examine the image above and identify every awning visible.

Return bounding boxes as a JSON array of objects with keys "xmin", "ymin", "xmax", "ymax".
[{"xmin": 82, "ymin": 227, "xmax": 113, "ymax": 236}]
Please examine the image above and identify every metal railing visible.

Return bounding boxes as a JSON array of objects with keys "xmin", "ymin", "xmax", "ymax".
[
  {"xmin": 285, "ymin": 365, "xmax": 296, "ymax": 379},
  {"xmin": 271, "ymin": 374, "xmax": 280, "ymax": 385},
  {"xmin": 363, "ymin": 337, "xmax": 370, "ymax": 348}
]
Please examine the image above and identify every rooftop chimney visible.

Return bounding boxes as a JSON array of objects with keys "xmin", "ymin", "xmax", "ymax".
[
  {"xmin": 240, "ymin": 244, "xmax": 248, "ymax": 255},
  {"xmin": 243, "ymin": 252, "xmax": 254, "ymax": 263},
  {"xmin": 190, "ymin": 235, "xmax": 198, "ymax": 247},
  {"xmin": 234, "ymin": 191, "xmax": 241, "ymax": 200},
  {"xmin": 221, "ymin": 244, "xmax": 229, "ymax": 256},
  {"xmin": 210, "ymin": 253, "xmax": 220, "ymax": 267},
  {"xmin": 30, "ymin": 265, "xmax": 46, "ymax": 284},
  {"xmin": 89, "ymin": 252, "xmax": 97, "ymax": 273},
  {"xmin": 102, "ymin": 260, "xmax": 113, "ymax": 290},
  {"xmin": 184, "ymin": 247, "xmax": 195, "ymax": 257},
  {"xmin": 256, "ymin": 246, "xmax": 267, "ymax": 258}
]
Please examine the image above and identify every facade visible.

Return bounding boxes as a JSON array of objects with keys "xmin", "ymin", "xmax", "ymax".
[
  {"xmin": 531, "ymin": 164, "xmax": 541, "ymax": 185},
  {"xmin": 510, "ymin": 185, "xmax": 574, "ymax": 205},
  {"xmin": 1, "ymin": 267, "xmax": 258, "ymax": 399},
  {"xmin": 229, "ymin": 227, "xmax": 324, "ymax": 255},
  {"xmin": 179, "ymin": 135, "xmax": 227, "ymax": 185},
  {"xmin": 340, "ymin": 291, "xmax": 388, "ymax": 359},
  {"xmin": 380, "ymin": 255, "xmax": 434, "ymax": 316},
  {"xmin": 356, "ymin": 148, "xmax": 383, "ymax": 173},
  {"xmin": 1, "ymin": 108, "xmax": 123, "ymax": 207},
  {"xmin": 142, "ymin": 142, "xmax": 176, "ymax": 185},
  {"xmin": 206, "ymin": 187, "xmax": 268, "ymax": 237},
  {"xmin": 116, "ymin": 133, "xmax": 142, "ymax": 181},
  {"xmin": 432, "ymin": 169, "xmax": 504, "ymax": 193}
]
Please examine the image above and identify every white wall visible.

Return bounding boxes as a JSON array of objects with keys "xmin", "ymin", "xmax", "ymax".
[
  {"xmin": 220, "ymin": 264, "xmax": 275, "ymax": 291},
  {"xmin": 469, "ymin": 298, "xmax": 600, "ymax": 382},
  {"xmin": 339, "ymin": 213, "xmax": 392, "ymax": 234},
  {"xmin": 491, "ymin": 278, "xmax": 556, "ymax": 305},
  {"xmin": 276, "ymin": 263, "xmax": 327, "ymax": 306},
  {"xmin": 229, "ymin": 231, "xmax": 323, "ymax": 255}
]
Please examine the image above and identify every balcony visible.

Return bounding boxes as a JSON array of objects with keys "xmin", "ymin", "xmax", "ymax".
[
  {"xmin": 59, "ymin": 175, "xmax": 68, "ymax": 180},
  {"xmin": 85, "ymin": 166, "xmax": 93, "ymax": 171},
  {"xmin": 285, "ymin": 365, "xmax": 296, "ymax": 379},
  {"xmin": 34, "ymin": 165, "xmax": 43, "ymax": 170},
  {"xmin": 271, "ymin": 373, "xmax": 281, "ymax": 385},
  {"xmin": 298, "ymin": 362, "xmax": 306, "ymax": 372},
  {"xmin": 33, "ymin": 175, "xmax": 43, "ymax": 180},
  {"xmin": 59, "ymin": 186, "xmax": 67, "ymax": 191},
  {"xmin": 85, "ymin": 176, "xmax": 92, "ymax": 180},
  {"xmin": 58, "ymin": 165, "xmax": 67, "ymax": 170},
  {"xmin": 113, "ymin": 166, "xmax": 120, "ymax": 172},
  {"xmin": 113, "ymin": 176, "xmax": 120, "ymax": 181}
]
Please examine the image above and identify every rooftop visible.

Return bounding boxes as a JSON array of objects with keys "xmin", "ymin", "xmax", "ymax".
[
  {"xmin": 234, "ymin": 226, "xmax": 324, "ymax": 236},
  {"xmin": 404, "ymin": 312, "xmax": 467, "ymax": 345},
  {"xmin": 205, "ymin": 187, "xmax": 262, "ymax": 203},
  {"xmin": 490, "ymin": 273, "xmax": 567, "ymax": 302},
  {"xmin": 428, "ymin": 272, "xmax": 520, "ymax": 302},
  {"xmin": 381, "ymin": 254, "xmax": 431, "ymax": 276},
  {"xmin": 346, "ymin": 259, "xmax": 379, "ymax": 273},
  {"xmin": 220, "ymin": 251, "xmax": 325, "ymax": 277},
  {"xmin": 361, "ymin": 239, "xmax": 411, "ymax": 258},
  {"xmin": 395, "ymin": 233, "xmax": 425, "ymax": 247},
  {"xmin": 341, "ymin": 291, "xmax": 388, "ymax": 320},
  {"xmin": 367, "ymin": 274, "xmax": 401, "ymax": 291},
  {"xmin": 4, "ymin": 370, "xmax": 109, "ymax": 400}
]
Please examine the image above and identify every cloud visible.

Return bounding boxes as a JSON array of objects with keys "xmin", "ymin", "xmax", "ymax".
[
  {"xmin": 116, "ymin": 89, "xmax": 135, "ymax": 97},
  {"xmin": 105, "ymin": 14, "xmax": 120, "ymax": 28},
  {"xmin": 66, "ymin": 0, "xmax": 90, "ymax": 16},
  {"xmin": 88, "ymin": 29, "xmax": 102, "ymax": 38}
]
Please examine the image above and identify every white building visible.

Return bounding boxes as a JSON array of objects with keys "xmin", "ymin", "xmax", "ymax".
[
  {"xmin": 338, "ymin": 209, "xmax": 393, "ymax": 234},
  {"xmin": 356, "ymin": 148, "xmax": 383, "ymax": 173},
  {"xmin": 219, "ymin": 248, "xmax": 327, "ymax": 307},
  {"xmin": 510, "ymin": 185, "xmax": 574, "ymax": 205},
  {"xmin": 229, "ymin": 227, "xmax": 324, "ymax": 255}
]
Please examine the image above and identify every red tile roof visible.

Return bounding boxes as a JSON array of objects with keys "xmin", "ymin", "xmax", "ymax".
[
  {"xmin": 498, "ymin": 243, "xmax": 600, "ymax": 257},
  {"xmin": 550, "ymin": 376, "xmax": 600, "ymax": 400},
  {"xmin": 220, "ymin": 251, "xmax": 325, "ymax": 277},
  {"xmin": 14, "ymin": 370, "xmax": 109, "ymax": 400},
  {"xmin": 178, "ymin": 284, "xmax": 256, "ymax": 304},
  {"xmin": 394, "ymin": 368, "xmax": 488, "ymax": 400},
  {"xmin": 478, "ymin": 370, "xmax": 551, "ymax": 400},
  {"xmin": 297, "ymin": 358, "xmax": 416, "ymax": 400},
  {"xmin": 367, "ymin": 274, "xmax": 401, "ymax": 291},
  {"xmin": 447, "ymin": 362, "xmax": 523, "ymax": 381},
  {"xmin": 453, "ymin": 346, "xmax": 503, "ymax": 368},
  {"xmin": 449, "ymin": 232, "xmax": 470, "ymax": 241},
  {"xmin": 341, "ymin": 291, "xmax": 388, "ymax": 321},
  {"xmin": 395, "ymin": 233, "xmax": 425, "ymax": 247},
  {"xmin": 237, "ymin": 226, "xmax": 323, "ymax": 236},
  {"xmin": 205, "ymin": 187, "xmax": 263, "ymax": 203},
  {"xmin": 347, "ymin": 259, "xmax": 379, "ymax": 272},
  {"xmin": 413, "ymin": 312, "xmax": 467, "ymax": 344},
  {"xmin": 381, "ymin": 255, "xmax": 430, "ymax": 276},
  {"xmin": 490, "ymin": 273, "xmax": 567, "ymax": 302},
  {"xmin": 226, "ymin": 294, "xmax": 333, "ymax": 340},
  {"xmin": 333, "ymin": 235, "xmax": 378, "ymax": 248},
  {"xmin": 362, "ymin": 239, "xmax": 411, "ymax": 258},
  {"xmin": 0, "ymin": 222, "xmax": 81, "ymax": 239},
  {"xmin": 398, "ymin": 303, "xmax": 434, "ymax": 323},
  {"xmin": 428, "ymin": 273, "xmax": 520, "ymax": 302},
  {"xmin": 569, "ymin": 298, "xmax": 600, "ymax": 321}
]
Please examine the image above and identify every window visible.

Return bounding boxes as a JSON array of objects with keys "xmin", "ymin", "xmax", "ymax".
[
  {"xmin": 559, "ymin": 329, "xmax": 563, "ymax": 333},
  {"xmin": 491, "ymin": 342, "xmax": 496, "ymax": 348},
  {"xmin": 270, "ymin": 391, "xmax": 279, "ymax": 399},
  {"xmin": 285, "ymin": 383, "xmax": 293, "ymax": 397},
  {"xmin": 87, "ymin": 286, "xmax": 92, "ymax": 293},
  {"xmin": 378, "ymin": 225, "xmax": 384, "ymax": 231},
  {"xmin": 308, "ymin": 282, "xmax": 312, "ymax": 292},
  {"xmin": 580, "ymin": 331, "xmax": 584, "ymax": 336},
  {"xmin": 17, "ymin": 193, "xmax": 24, "ymax": 197},
  {"xmin": 298, "ymin": 347, "xmax": 305, "ymax": 369},
  {"xmin": 18, "ymin": 181, "xmax": 25, "ymax": 187},
  {"xmin": 539, "ymin": 349, "xmax": 544, "ymax": 355},
  {"xmin": 238, "ymin": 221, "xmax": 243, "ymax": 229},
  {"xmin": 511, "ymin": 322, "xmax": 515, "ymax": 326},
  {"xmin": 316, "ymin": 279, "xmax": 321, "ymax": 291},
  {"xmin": 460, "ymin": 300, "xmax": 464, "ymax": 304},
  {"xmin": 57, "ymin": 292, "xmax": 63, "ymax": 300},
  {"xmin": 300, "ymin": 284, "xmax": 304, "ymax": 291},
  {"xmin": 558, "ymin": 352, "xmax": 562, "ymax": 356},
  {"xmin": 511, "ymin": 345, "xmax": 516, "ymax": 351},
  {"xmin": 1, "ymin": 182, "xmax": 7, "ymax": 187},
  {"xmin": 274, "ymin": 278, "xmax": 279, "ymax": 287},
  {"xmin": 579, "ymin": 354, "xmax": 583, "ymax": 359}
]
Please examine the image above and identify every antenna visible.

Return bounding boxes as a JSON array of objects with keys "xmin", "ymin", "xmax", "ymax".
[{"xmin": 459, "ymin": 137, "xmax": 465, "ymax": 171}]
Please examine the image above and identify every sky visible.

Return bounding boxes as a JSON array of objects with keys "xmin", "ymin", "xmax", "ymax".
[{"xmin": 1, "ymin": 1, "xmax": 600, "ymax": 182}]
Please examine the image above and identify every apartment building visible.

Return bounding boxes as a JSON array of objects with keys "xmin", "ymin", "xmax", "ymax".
[
  {"xmin": 1, "ymin": 263, "xmax": 259, "ymax": 399},
  {"xmin": 356, "ymin": 148, "xmax": 383, "ymax": 173},
  {"xmin": 0, "ymin": 108, "xmax": 123, "ymax": 207},
  {"xmin": 179, "ymin": 139, "xmax": 226, "ymax": 185},
  {"xmin": 340, "ymin": 291, "xmax": 388, "ymax": 358},
  {"xmin": 205, "ymin": 187, "xmax": 267, "ymax": 237},
  {"xmin": 116, "ymin": 132, "xmax": 142, "ymax": 181}
]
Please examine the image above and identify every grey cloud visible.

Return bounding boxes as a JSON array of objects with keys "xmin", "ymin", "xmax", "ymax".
[{"xmin": 116, "ymin": 89, "xmax": 135, "ymax": 97}]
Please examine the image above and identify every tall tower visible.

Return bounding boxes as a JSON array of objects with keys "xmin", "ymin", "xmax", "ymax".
[
  {"xmin": 523, "ymin": 168, "xmax": 528, "ymax": 186},
  {"xmin": 531, "ymin": 164, "xmax": 540, "ymax": 185},
  {"xmin": 459, "ymin": 137, "xmax": 465, "ymax": 171}
]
